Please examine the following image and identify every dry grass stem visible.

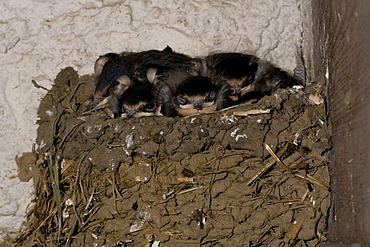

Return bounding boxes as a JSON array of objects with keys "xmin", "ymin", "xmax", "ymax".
[
  {"xmin": 295, "ymin": 174, "xmax": 330, "ymax": 191},
  {"xmin": 286, "ymin": 218, "xmax": 304, "ymax": 239},
  {"xmin": 246, "ymin": 143, "xmax": 289, "ymax": 185},
  {"xmin": 264, "ymin": 143, "xmax": 294, "ymax": 174},
  {"xmin": 177, "ymin": 186, "xmax": 204, "ymax": 196},
  {"xmin": 233, "ymin": 109, "xmax": 271, "ymax": 116}
]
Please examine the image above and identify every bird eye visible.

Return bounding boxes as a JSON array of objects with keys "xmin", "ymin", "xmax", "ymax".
[
  {"xmin": 206, "ymin": 91, "xmax": 217, "ymax": 101},
  {"xmin": 144, "ymin": 102, "xmax": 156, "ymax": 112},
  {"xmin": 228, "ymin": 88, "xmax": 238, "ymax": 95},
  {"xmin": 177, "ymin": 95, "xmax": 188, "ymax": 105},
  {"xmin": 243, "ymin": 81, "xmax": 251, "ymax": 87}
]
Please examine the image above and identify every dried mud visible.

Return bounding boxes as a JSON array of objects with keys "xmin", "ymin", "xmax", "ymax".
[{"xmin": 15, "ymin": 67, "xmax": 332, "ymax": 246}]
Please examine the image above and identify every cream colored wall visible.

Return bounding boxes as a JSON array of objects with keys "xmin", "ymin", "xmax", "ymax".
[{"xmin": 0, "ymin": 0, "xmax": 302, "ymax": 239}]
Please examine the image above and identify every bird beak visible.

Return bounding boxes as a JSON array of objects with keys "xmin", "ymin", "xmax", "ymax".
[
  {"xmin": 179, "ymin": 104, "xmax": 196, "ymax": 109},
  {"xmin": 133, "ymin": 112, "xmax": 155, "ymax": 117},
  {"xmin": 95, "ymin": 96, "xmax": 110, "ymax": 108},
  {"xmin": 240, "ymin": 83, "xmax": 255, "ymax": 96},
  {"xmin": 202, "ymin": 101, "xmax": 215, "ymax": 108}
]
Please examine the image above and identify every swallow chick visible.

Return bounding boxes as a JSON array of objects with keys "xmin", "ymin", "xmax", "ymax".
[
  {"xmin": 96, "ymin": 67, "xmax": 162, "ymax": 118},
  {"xmin": 91, "ymin": 74, "xmax": 133, "ymax": 118},
  {"xmin": 112, "ymin": 82, "xmax": 161, "ymax": 118},
  {"xmin": 93, "ymin": 52, "xmax": 140, "ymax": 102},
  {"xmin": 174, "ymin": 76, "xmax": 221, "ymax": 116},
  {"xmin": 235, "ymin": 58, "xmax": 302, "ymax": 105},
  {"xmin": 95, "ymin": 46, "xmax": 193, "ymax": 96},
  {"xmin": 93, "ymin": 47, "xmax": 196, "ymax": 117},
  {"xmin": 93, "ymin": 52, "xmax": 119, "ymax": 82},
  {"xmin": 253, "ymin": 59, "xmax": 301, "ymax": 95},
  {"xmin": 132, "ymin": 47, "xmax": 201, "ymax": 86},
  {"xmin": 204, "ymin": 52, "xmax": 302, "ymax": 108},
  {"xmin": 204, "ymin": 52, "xmax": 259, "ymax": 108},
  {"xmin": 156, "ymin": 70, "xmax": 224, "ymax": 117}
]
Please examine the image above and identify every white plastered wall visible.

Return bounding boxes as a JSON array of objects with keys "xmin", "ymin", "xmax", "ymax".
[{"xmin": 0, "ymin": 0, "xmax": 303, "ymax": 239}]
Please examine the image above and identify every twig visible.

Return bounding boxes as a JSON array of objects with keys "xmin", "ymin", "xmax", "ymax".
[
  {"xmin": 72, "ymin": 151, "xmax": 91, "ymax": 226},
  {"xmin": 246, "ymin": 143, "xmax": 289, "ymax": 185},
  {"xmin": 264, "ymin": 143, "xmax": 294, "ymax": 174},
  {"xmin": 59, "ymin": 120, "xmax": 85, "ymax": 148},
  {"xmin": 82, "ymin": 104, "xmax": 106, "ymax": 116},
  {"xmin": 31, "ymin": 79, "xmax": 49, "ymax": 91},
  {"xmin": 295, "ymin": 174, "xmax": 329, "ymax": 191},
  {"xmin": 177, "ymin": 186, "xmax": 204, "ymax": 196},
  {"xmin": 233, "ymin": 109, "xmax": 271, "ymax": 116},
  {"xmin": 264, "ymin": 143, "xmax": 330, "ymax": 191}
]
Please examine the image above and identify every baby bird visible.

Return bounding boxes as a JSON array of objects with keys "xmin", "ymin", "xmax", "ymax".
[
  {"xmin": 115, "ymin": 82, "xmax": 161, "ymax": 118},
  {"xmin": 94, "ymin": 46, "xmax": 193, "ymax": 97},
  {"xmin": 93, "ymin": 46, "xmax": 196, "ymax": 118},
  {"xmin": 204, "ymin": 52, "xmax": 258, "ymax": 107},
  {"xmin": 173, "ymin": 76, "xmax": 222, "ymax": 116},
  {"xmin": 92, "ymin": 51, "xmax": 139, "ymax": 111},
  {"xmin": 253, "ymin": 59, "xmax": 300, "ymax": 96},
  {"xmin": 204, "ymin": 52, "xmax": 302, "ymax": 109},
  {"xmin": 157, "ymin": 70, "xmax": 225, "ymax": 117},
  {"xmin": 93, "ymin": 52, "xmax": 119, "ymax": 82},
  {"xmin": 92, "ymin": 49, "xmax": 302, "ymax": 118}
]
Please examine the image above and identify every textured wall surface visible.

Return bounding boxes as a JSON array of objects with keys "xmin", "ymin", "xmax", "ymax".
[
  {"xmin": 0, "ymin": 0, "xmax": 302, "ymax": 239},
  {"xmin": 311, "ymin": 1, "xmax": 370, "ymax": 245}
]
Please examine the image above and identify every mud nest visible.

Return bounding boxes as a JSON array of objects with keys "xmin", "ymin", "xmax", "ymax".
[{"xmin": 15, "ymin": 67, "xmax": 332, "ymax": 246}]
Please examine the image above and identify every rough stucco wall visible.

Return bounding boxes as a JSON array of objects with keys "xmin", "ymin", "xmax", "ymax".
[{"xmin": 0, "ymin": 0, "xmax": 302, "ymax": 239}]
